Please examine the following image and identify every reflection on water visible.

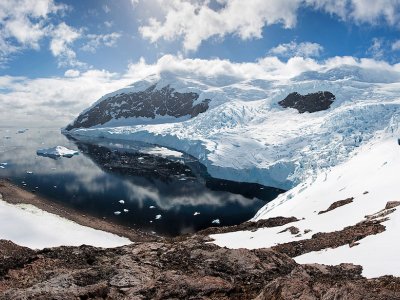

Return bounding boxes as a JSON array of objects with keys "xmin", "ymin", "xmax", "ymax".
[{"xmin": 0, "ymin": 128, "xmax": 284, "ymax": 236}]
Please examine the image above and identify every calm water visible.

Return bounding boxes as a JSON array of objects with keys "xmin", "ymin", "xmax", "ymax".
[{"xmin": 0, "ymin": 128, "xmax": 283, "ymax": 236}]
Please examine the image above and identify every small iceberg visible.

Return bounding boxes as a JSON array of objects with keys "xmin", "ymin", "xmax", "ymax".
[
  {"xmin": 123, "ymin": 209, "xmax": 129, "ymax": 213},
  {"xmin": 193, "ymin": 212, "xmax": 200, "ymax": 216},
  {"xmin": 212, "ymin": 219, "xmax": 220, "ymax": 225},
  {"xmin": 149, "ymin": 205, "xmax": 156, "ymax": 209},
  {"xmin": 155, "ymin": 214, "xmax": 162, "ymax": 220},
  {"xmin": 119, "ymin": 200, "xmax": 125, "ymax": 204},
  {"xmin": 37, "ymin": 146, "xmax": 79, "ymax": 158},
  {"xmin": 114, "ymin": 211, "xmax": 121, "ymax": 215}
]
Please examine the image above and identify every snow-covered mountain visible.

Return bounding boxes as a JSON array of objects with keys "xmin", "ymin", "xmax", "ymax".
[
  {"xmin": 65, "ymin": 64, "xmax": 400, "ymax": 279},
  {"xmin": 66, "ymin": 66, "xmax": 400, "ymax": 190},
  {"xmin": 210, "ymin": 120, "xmax": 400, "ymax": 278}
]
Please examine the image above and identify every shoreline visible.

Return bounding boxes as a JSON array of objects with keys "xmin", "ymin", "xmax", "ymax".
[{"xmin": 0, "ymin": 179, "xmax": 160, "ymax": 244}]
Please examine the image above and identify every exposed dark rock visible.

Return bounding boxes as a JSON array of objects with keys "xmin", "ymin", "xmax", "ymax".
[
  {"xmin": 198, "ymin": 216, "xmax": 299, "ymax": 235},
  {"xmin": 272, "ymin": 202, "xmax": 400, "ymax": 258},
  {"xmin": 273, "ymin": 221, "xmax": 385, "ymax": 258},
  {"xmin": 278, "ymin": 91, "xmax": 335, "ymax": 113},
  {"xmin": 0, "ymin": 240, "xmax": 35, "ymax": 277},
  {"xmin": 65, "ymin": 84, "xmax": 211, "ymax": 130},
  {"xmin": 385, "ymin": 201, "xmax": 400, "ymax": 210},
  {"xmin": 279, "ymin": 226, "xmax": 300, "ymax": 235},
  {"xmin": 258, "ymin": 264, "xmax": 400, "ymax": 300},
  {"xmin": 1, "ymin": 236, "xmax": 400, "ymax": 299},
  {"xmin": 318, "ymin": 197, "xmax": 354, "ymax": 215}
]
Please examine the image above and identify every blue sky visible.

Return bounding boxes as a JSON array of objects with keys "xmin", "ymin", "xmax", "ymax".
[
  {"xmin": 0, "ymin": 0, "xmax": 400, "ymax": 126},
  {"xmin": 1, "ymin": 0, "xmax": 400, "ymax": 78}
]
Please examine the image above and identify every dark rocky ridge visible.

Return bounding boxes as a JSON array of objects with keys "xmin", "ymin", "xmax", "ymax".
[
  {"xmin": 279, "ymin": 91, "xmax": 336, "ymax": 113},
  {"xmin": 1, "ymin": 203, "xmax": 400, "ymax": 299},
  {"xmin": 66, "ymin": 84, "xmax": 211, "ymax": 131},
  {"xmin": 1, "ymin": 235, "xmax": 400, "ymax": 300}
]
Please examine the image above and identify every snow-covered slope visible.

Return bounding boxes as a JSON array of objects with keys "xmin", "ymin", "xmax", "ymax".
[
  {"xmin": 210, "ymin": 121, "xmax": 400, "ymax": 278},
  {"xmin": 68, "ymin": 66, "xmax": 400, "ymax": 190},
  {"xmin": 0, "ymin": 197, "xmax": 131, "ymax": 249}
]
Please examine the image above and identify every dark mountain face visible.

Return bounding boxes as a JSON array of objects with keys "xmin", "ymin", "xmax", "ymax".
[
  {"xmin": 65, "ymin": 84, "xmax": 211, "ymax": 131},
  {"xmin": 278, "ymin": 91, "xmax": 335, "ymax": 113}
]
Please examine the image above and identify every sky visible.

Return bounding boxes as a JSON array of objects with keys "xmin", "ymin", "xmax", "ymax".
[{"xmin": 0, "ymin": 0, "xmax": 400, "ymax": 127}]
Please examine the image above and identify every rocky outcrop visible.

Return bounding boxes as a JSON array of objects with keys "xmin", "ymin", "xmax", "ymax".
[
  {"xmin": 198, "ymin": 216, "xmax": 299, "ymax": 235},
  {"xmin": 1, "ymin": 236, "xmax": 400, "ymax": 299},
  {"xmin": 65, "ymin": 84, "xmax": 211, "ymax": 130},
  {"xmin": 272, "ymin": 202, "xmax": 398, "ymax": 258},
  {"xmin": 278, "ymin": 91, "xmax": 335, "ymax": 113},
  {"xmin": 273, "ymin": 219, "xmax": 385, "ymax": 257},
  {"xmin": 318, "ymin": 197, "xmax": 354, "ymax": 215}
]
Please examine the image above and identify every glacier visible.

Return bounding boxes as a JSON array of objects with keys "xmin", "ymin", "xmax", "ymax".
[{"xmin": 67, "ymin": 65, "xmax": 400, "ymax": 190}]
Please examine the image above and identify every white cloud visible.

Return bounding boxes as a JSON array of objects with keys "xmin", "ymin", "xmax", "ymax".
[
  {"xmin": 49, "ymin": 22, "xmax": 83, "ymax": 67},
  {"xmin": 130, "ymin": 0, "xmax": 140, "ymax": 7},
  {"xmin": 0, "ymin": 0, "xmax": 67, "ymax": 62},
  {"xmin": 64, "ymin": 69, "xmax": 80, "ymax": 77},
  {"xmin": 0, "ymin": 69, "xmax": 128, "ymax": 127},
  {"xmin": 81, "ymin": 32, "xmax": 122, "ymax": 53},
  {"xmin": 269, "ymin": 41, "xmax": 324, "ymax": 58},
  {"xmin": 367, "ymin": 37, "xmax": 385, "ymax": 59},
  {"xmin": 138, "ymin": 0, "xmax": 400, "ymax": 51},
  {"xmin": 104, "ymin": 21, "xmax": 114, "ymax": 28},
  {"xmin": 2, "ymin": 54, "xmax": 400, "ymax": 127},
  {"xmin": 392, "ymin": 40, "xmax": 400, "ymax": 51},
  {"xmin": 139, "ymin": 0, "xmax": 300, "ymax": 52},
  {"xmin": 102, "ymin": 4, "xmax": 111, "ymax": 14}
]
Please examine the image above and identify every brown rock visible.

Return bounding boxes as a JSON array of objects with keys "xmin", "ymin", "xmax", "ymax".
[{"xmin": 318, "ymin": 197, "xmax": 354, "ymax": 215}]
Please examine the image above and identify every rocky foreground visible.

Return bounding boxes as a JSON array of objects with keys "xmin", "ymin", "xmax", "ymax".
[{"xmin": 1, "ymin": 220, "xmax": 400, "ymax": 300}]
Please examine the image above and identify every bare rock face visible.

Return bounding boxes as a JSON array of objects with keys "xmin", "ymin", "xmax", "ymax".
[
  {"xmin": 1, "ymin": 237, "xmax": 400, "ymax": 299},
  {"xmin": 278, "ymin": 91, "xmax": 335, "ymax": 113},
  {"xmin": 65, "ymin": 84, "xmax": 211, "ymax": 130}
]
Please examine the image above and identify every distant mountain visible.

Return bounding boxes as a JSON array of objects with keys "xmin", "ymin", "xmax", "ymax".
[
  {"xmin": 65, "ymin": 83, "xmax": 211, "ymax": 131},
  {"xmin": 66, "ymin": 68, "xmax": 400, "ymax": 190}
]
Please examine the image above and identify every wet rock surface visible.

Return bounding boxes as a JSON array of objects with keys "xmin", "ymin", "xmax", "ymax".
[
  {"xmin": 66, "ymin": 84, "xmax": 210, "ymax": 130},
  {"xmin": 1, "ymin": 235, "xmax": 400, "ymax": 299},
  {"xmin": 278, "ymin": 91, "xmax": 335, "ymax": 113}
]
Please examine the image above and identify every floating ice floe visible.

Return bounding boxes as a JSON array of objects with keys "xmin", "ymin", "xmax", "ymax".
[
  {"xmin": 212, "ymin": 219, "xmax": 220, "ymax": 225},
  {"xmin": 37, "ymin": 146, "xmax": 79, "ymax": 158},
  {"xmin": 119, "ymin": 200, "xmax": 125, "ymax": 204},
  {"xmin": 149, "ymin": 205, "xmax": 155, "ymax": 209},
  {"xmin": 155, "ymin": 214, "xmax": 162, "ymax": 220},
  {"xmin": 123, "ymin": 209, "xmax": 129, "ymax": 213},
  {"xmin": 194, "ymin": 212, "xmax": 200, "ymax": 216},
  {"xmin": 26, "ymin": 171, "xmax": 33, "ymax": 174},
  {"xmin": 114, "ymin": 211, "xmax": 121, "ymax": 215}
]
